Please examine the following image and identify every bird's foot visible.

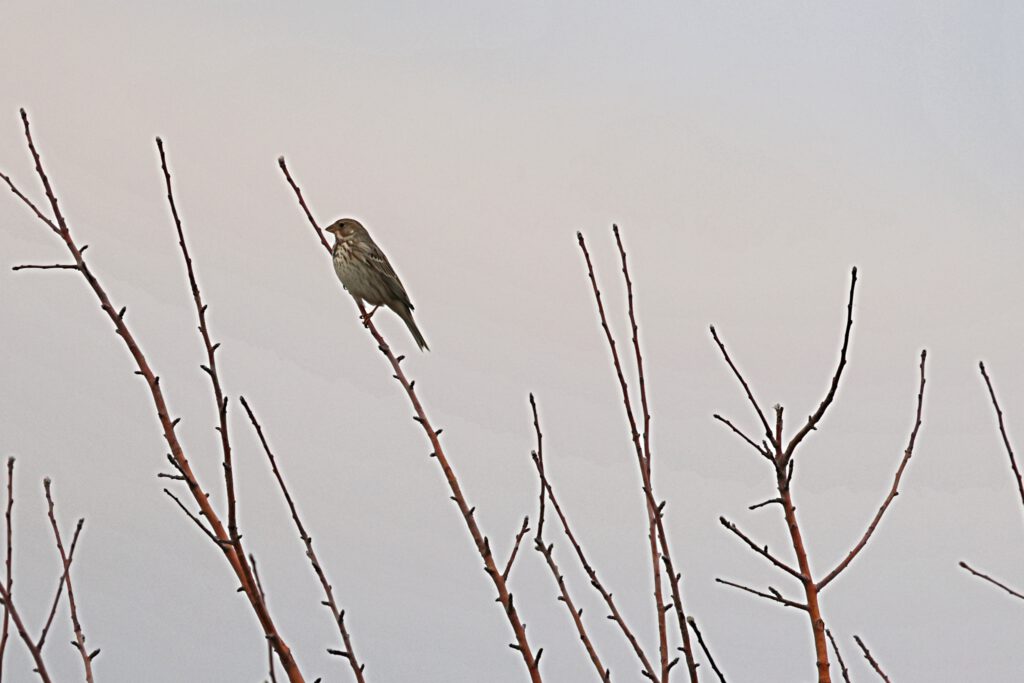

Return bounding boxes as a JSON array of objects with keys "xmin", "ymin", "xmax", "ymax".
[{"xmin": 361, "ymin": 305, "xmax": 380, "ymax": 327}]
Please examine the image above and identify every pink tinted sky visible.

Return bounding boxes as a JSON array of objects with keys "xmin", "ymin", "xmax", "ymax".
[{"xmin": 2, "ymin": 3, "xmax": 1024, "ymax": 681}]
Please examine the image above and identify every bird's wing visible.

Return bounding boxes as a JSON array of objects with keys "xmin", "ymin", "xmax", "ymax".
[{"xmin": 362, "ymin": 241, "xmax": 414, "ymax": 309}]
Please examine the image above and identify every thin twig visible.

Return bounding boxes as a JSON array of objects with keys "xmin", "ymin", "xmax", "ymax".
[
  {"xmin": 718, "ymin": 517, "xmax": 804, "ymax": 581},
  {"xmin": 712, "ymin": 414, "xmax": 771, "ymax": 461},
  {"xmin": 277, "ymin": 157, "xmax": 331, "ymax": 252},
  {"xmin": 578, "ymin": 230, "xmax": 697, "ymax": 682},
  {"xmin": 817, "ymin": 350, "xmax": 927, "ymax": 592},
  {"xmin": 853, "ymin": 635, "xmax": 891, "ymax": 682},
  {"xmin": 0, "ymin": 582, "xmax": 52, "ymax": 683},
  {"xmin": 714, "ymin": 578, "xmax": 807, "ymax": 611},
  {"xmin": 783, "ymin": 267, "xmax": 857, "ymax": 462},
  {"xmin": 502, "ymin": 517, "xmax": 530, "ymax": 582},
  {"xmin": 11, "ymin": 263, "xmax": 78, "ymax": 271},
  {"xmin": 250, "ymin": 556, "xmax": 278, "ymax": 683},
  {"xmin": 43, "ymin": 480, "xmax": 93, "ymax": 683},
  {"xmin": 612, "ymin": 225, "xmax": 670, "ymax": 682},
  {"xmin": 709, "ymin": 325, "xmax": 774, "ymax": 445},
  {"xmin": 978, "ymin": 362, "xmax": 1024, "ymax": 511},
  {"xmin": 163, "ymin": 489, "xmax": 221, "ymax": 546},
  {"xmin": 686, "ymin": 617, "xmax": 726, "ymax": 682},
  {"xmin": 529, "ymin": 396, "xmax": 611, "ymax": 682},
  {"xmin": 36, "ymin": 521, "xmax": 83, "ymax": 651},
  {"xmin": 0, "ymin": 458, "xmax": 12, "ymax": 680},
  {"xmin": 826, "ymin": 629, "xmax": 851, "ymax": 683},
  {"xmin": 241, "ymin": 397, "xmax": 368, "ymax": 683},
  {"xmin": 958, "ymin": 561, "xmax": 1024, "ymax": 601}
]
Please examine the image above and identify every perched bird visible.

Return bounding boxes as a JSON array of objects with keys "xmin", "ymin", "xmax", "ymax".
[{"xmin": 326, "ymin": 218, "xmax": 429, "ymax": 351}]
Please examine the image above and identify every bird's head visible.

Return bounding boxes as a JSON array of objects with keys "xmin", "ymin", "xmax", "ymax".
[{"xmin": 325, "ymin": 218, "xmax": 367, "ymax": 241}]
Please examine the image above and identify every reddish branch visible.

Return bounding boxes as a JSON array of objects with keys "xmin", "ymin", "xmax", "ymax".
[
  {"xmin": 959, "ymin": 364, "xmax": 1024, "ymax": 602},
  {"xmin": 0, "ymin": 584, "xmax": 50, "ymax": 683},
  {"xmin": 714, "ymin": 578, "xmax": 806, "ymax": 611},
  {"xmin": 0, "ymin": 460, "xmax": 51, "ymax": 683},
  {"xmin": 36, "ymin": 521, "xmax": 84, "ymax": 652},
  {"xmin": 712, "ymin": 269, "xmax": 928, "ymax": 683},
  {"xmin": 782, "ymin": 268, "xmax": 857, "ymax": 462},
  {"xmin": 611, "ymin": 226, "xmax": 670, "ymax": 681},
  {"xmin": 528, "ymin": 396, "xmax": 611, "ymax": 682},
  {"xmin": 0, "ymin": 457, "xmax": 12, "ymax": 680},
  {"xmin": 527, "ymin": 398, "xmax": 658, "ymax": 680},
  {"xmin": 43, "ymin": 480, "xmax": 94, "ymax": 682},
  {"xmin": 279, "ymin": 157, "xmax": 542, "ymax": 682},
  {"xmin": 502, "ymin": 517, "xmax": 531, "ymax": 582},
  {"xmin": 3, "ymin": 111, "xmax": 305, "ymax": 681},
  {"xmin": 853, "ymin": 635, "xmax": 891, "ymax": 682},
  {"xmin": 240, "ymin": 397, "xmax": 368, "ymax": 682},
  {"xmin": 978, "ymin": 363, "xmax": 1024, "ymax": 512},
  {"xmin": 817, "ymin": 351, "xmax": 927, "ymax": 591},
  {"xmin": 686, "ymin": 617, "xmax": 726, "ymax": 683},
  {"xmin": 958, "ymin": 561, "xmax": 1024, "ymax": 601},
  {"xmin": 825, "ymin": 630, "xmax": 850, "ymax": 683},
  {"xmin": 249, "ymin": 557, "xmax": 279, "ymax": 683},
  {"xmin": 577, "ymin": 229, "xmax": 698, "ymax": 682}
]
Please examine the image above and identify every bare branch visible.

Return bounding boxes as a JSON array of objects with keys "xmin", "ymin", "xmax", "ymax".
[
  {"xmin": 714, "ymin": 578, "xmax": 807, "ymax": 611},
  {"xmin": 42, "ymin": 480, "xmax": 93, "ymax": 683},
  {"xmin": 817, "ymin": 350, "xmax": 927, "ymax": 591},
  {"xmin": 579, "ymin": 229, "xmax": 698, "ymax": 682},
  {"xmin": 11, "ymin": 263, "xmax": 78, "ymax": 272},
  {"xmin": 36, "ymin": 519, "xmax": 84, "ymax": 651},
  {"xmin": 709, "ymin": 325, "xmax": 774, "ymax": 445},
  {"xmin": 529, "ymin": 396, "xmax": 610, "ymax": 682},
  {"xmin": 241, "ymin": 397, "xmax": 368, "ymax": 683},
  {"xmin": 0, "ymin": 457, "xmax": 12, "ymax": 679},
  {"xmin": 686, "ymin": 617, "xmax": 727, "ymax": 682},
  {"xmin": 718, "ymin": 517, "xmax": 805, "ymax": 581},
  {"xmin": 853, "ymin": 635, "xmax": 891, "ymax": 682},
  {"xmin": 978, "ymin": 362, "xmax": 1024, "ymax": 512},
  {"xmin": 747, "ymin": 498, "xmax": 783, "ymax": 512},
  {"xmin": 826, "ymin": 629, "xmax": 851, "ymax": 683},
  {"xmin": 713, "ymin": 414, "xmax": 771, "ymax": 461},
  {"xmin": 0, "ymin": 167, "xmax": 60, "ymax": 234},
  {"xmin": 277, "ymin": 157, "xmax": 331, "ymax": 252},
  {"xmin": 0, "ymin": 582, "xmax": 52, "ymax": 683},
  {"xmin": 783, "ymin": 267, "xmax": 857, "ymax": 461},
  {"xmin": 958, "ymin": 561, "xmax": 1024, "ymax": 602},
  {"xmin": 163, "ymin": 489, "xmax": 221, "ymax": 547},
  {"xmin": 502, "ymin": 517, "xmax": 530, "ymax": 582},
  {"xmin": 250, "ymin": 557, "xmax": 278, "ymax": 683},
  {"xmin": 611, "ymin": 225, "xmax": 671, "ymax": 681}
]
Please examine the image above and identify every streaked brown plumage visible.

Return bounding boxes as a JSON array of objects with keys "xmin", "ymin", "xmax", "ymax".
[{"xmin": 326, "ymin": 218, "xmax": 429, "ymax": 351}]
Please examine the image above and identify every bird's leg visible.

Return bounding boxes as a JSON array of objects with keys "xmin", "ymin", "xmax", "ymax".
[{"xmin": 361, "ymin": 305, "xmax": 380, "ymax": 327}]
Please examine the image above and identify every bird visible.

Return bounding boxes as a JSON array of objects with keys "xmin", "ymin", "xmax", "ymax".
[{"xmin": 326, "ymin": 218, "xmax": 429, "ymax": 351}]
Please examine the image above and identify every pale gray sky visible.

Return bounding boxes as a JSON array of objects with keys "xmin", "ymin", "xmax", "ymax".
[{"xmin": 2, "ymin": 2, "xmax": 1024, "ymax": 681}]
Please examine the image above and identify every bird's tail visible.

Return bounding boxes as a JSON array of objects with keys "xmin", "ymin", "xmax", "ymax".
[{"xmin": 393, "ymin": 302, "xmax": 429, "ymax": 351}]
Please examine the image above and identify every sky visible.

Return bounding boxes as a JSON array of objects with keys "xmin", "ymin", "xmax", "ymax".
[{"xmin": 2, "ymin": 2, "xmax": 1024, "ymax": 681}]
